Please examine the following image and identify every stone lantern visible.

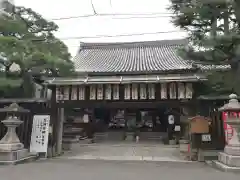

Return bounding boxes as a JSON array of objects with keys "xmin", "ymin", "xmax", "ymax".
[
  {"xmin": 0, "ymin": 103, "xmax": 33, "ymax": 164},
  {"xmin": 214, "ymin": 94, "xmax": 240, "ymax": 172}
]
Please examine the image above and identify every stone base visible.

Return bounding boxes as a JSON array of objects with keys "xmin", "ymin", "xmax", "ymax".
[
  {"xmin": 179, "ymin": 140, "xmax": 189, "ymax": 152},
  {"xmin": 197, "ymin": 150, "xmax": 219, "ymax": 162},
  {"xmin": 62, "ymin": 138, "xmax": 79, "ymax": 151},
  {"xmin": 169, "ymin": 139, "xmax": 176, "ymax": 145},
  {"xmin": 212, "ymin": 160, "xmax": 240, "ymax": 173},
  {"xmin": 0, "ymin": 143, "xmax": 24, "ymax": 151},
  {"xmin": 224, "ymin": 145, "xmax": 240, "ymax": 156},
  {"xmin": 219, "ymin": 152, "xmax": 240, "ymax": 167},
  {"xmin": 125, "ymin": 133, "xmax": 135, "ymax": 141},
  {"xmin": 0, "ymin": 149, "xmax": 36, "ymax": 165}
]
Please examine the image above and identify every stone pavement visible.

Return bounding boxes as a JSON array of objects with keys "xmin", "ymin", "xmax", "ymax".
[
  {"xmin": 61, "ymin": 142, "xmax": 190, "ymax": 162},
  {"xmin": 0, "ymin": 159, "xmax": 239, "ymax": 180}
]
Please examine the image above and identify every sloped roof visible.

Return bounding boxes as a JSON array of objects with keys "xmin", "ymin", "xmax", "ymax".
[{"xmin": 73, "ymin": 39, "xmax": 196, "ymax": 73}]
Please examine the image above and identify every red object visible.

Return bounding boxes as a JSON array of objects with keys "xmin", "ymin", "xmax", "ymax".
[
  {"xmin": 222, "ymin": 112, "xmax": 234, "ymax": 144},
  {"xmin": 187, "ymin": 144, "xmax": 190, "ymax": 153}
]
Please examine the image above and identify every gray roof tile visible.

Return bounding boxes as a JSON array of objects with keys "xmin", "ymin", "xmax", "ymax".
[{"xmin": 73, "ymin": 39, "xmax": 195, "ymax": 73}]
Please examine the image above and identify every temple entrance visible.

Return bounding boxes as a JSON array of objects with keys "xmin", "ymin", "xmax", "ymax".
[{"xmin": 93, "ymin": 108, "xmax": 169, "ymax": 142}]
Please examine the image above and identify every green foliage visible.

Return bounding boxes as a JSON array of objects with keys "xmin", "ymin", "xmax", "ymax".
[
  {"xmin": 0, "ymin": 5, "xmax": 74, "ymax": 97},
  {"xmin": 169, "ymin": 0, "xmax": 240, "ymax": 95}
]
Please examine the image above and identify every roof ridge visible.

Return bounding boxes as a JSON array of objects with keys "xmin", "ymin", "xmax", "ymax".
[{"xmin": 79, "ymin": 39, "xmax": 187, "ymax": 49}]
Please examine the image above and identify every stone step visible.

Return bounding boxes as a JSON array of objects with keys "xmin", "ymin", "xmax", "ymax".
[
  {"xmin": 212, "ymin": 160, "xmax": 240, "ymax": 173},
  {"xmin": 94, "ymin": 132, "xmax": 165, "ymax": 142},
  {"xmin": 94, "ymin": 132, "xmax": 124, "ymax": 142},
  {"xmin": 218, "ymin": 152, "xmax": 240, "ymax": 167}
]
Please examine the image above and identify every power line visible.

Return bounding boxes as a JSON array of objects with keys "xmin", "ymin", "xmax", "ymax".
[
  {"xmin": 50, "ymin": 12, "xmax": 174, "ymax": 21},
  {"xmin": 55, "ymin": 30, "xmax": 185, "ymax": 41},
  {"xmin": 28, "ymin": 30, "xmax": 185, "ymax": 42}
]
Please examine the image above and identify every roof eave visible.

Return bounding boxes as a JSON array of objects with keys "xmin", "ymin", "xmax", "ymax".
[{"xmin": 43, "ymin": 74, "xmax": 207, "ymax": 86}]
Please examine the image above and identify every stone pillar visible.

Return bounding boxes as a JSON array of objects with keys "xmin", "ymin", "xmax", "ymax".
[{"xmin": 214, "ymin": 94, "xmax": 240, "ymax": 172}]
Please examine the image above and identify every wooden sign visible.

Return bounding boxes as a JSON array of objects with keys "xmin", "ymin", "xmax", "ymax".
[
  {"xmin": 63, "ymin": 86, "xmax": 69, "ymax": 100},
  {"xmin": 105, "ymin": 84, "xmax": 111, "ymax": 100},
  {"xmin": 97, "ymin": 84, "xmax": 103, "ymax": 100},
  {"xmin": 113, "ymin": 84, "xmax": 119, "ymax": 100},
  {"xmin": 71, "ymin": 86, "xmax": 78, "ymax": 100},
  {"xmin": 161, "ymin": 83, "xmax": 167, "ymax": 99},
  {"xmin": 140, "ymin": 84, "xmax": 147, "ymax": 99},
  {"xmin": 189, "ymin": 116, "xmax": 209, "ymax": 134},
  {"xmin": 124, "ymin": 84, "xmax": 131, "ymax": 100},
  {"xmin": 186, "ymin": 83, "xmax": 193, "ymax": 99},
  {"xmin": 131, "ymin": 84, "xmax": 138, "ymax": 100},
  {"xmin": 169, "ymin": 83, "xmax": 177, "ymax": 99},
  {"xmin": 78, "ymin": 86, "xmax": 85, "ymax": 100},
  {"xmin": 148, "ymin": 84, "xmax": 155, "ymax": 99},
  {"xmin": 178, "ymin": 82, "xmax": 185, "ymax": 99},
  {"xmin": 56, "ymin": 86, "xmax": 63, "ymax": 101},
  {"xmin": 89, "ymin": 85, "xmax": 96, "ymax": 100}
]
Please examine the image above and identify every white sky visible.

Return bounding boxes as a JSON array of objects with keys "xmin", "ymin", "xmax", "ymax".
[{"xmin": 15, "ymin": 0, "xmax": 187, "ymax": 56}]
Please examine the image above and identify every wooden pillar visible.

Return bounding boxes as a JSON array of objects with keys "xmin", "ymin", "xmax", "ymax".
[
  {"xmin": 49, "ymin": 85, "xmax": 58, "ymax": 157},
  {"xmin": 56, "ymin": 107, "xmax": 64, "ymax": 155}
]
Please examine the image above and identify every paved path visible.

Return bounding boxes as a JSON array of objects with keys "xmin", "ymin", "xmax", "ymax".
[
  {"xmin": 0, "ymin": 159, "xmax": 239, "ymax": 180},
  {"xmin": 61, "ymin": 143, "xmax": 189, "ymax": 162}
]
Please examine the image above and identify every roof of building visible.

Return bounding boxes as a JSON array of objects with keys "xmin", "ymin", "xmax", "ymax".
[
  {"xmin": 73, "ymin": 39, "xmax": 196, "ymax": 74},
  {"xmin": 43, "ymin": 73, "xmax": 207, "ymax": 85}
]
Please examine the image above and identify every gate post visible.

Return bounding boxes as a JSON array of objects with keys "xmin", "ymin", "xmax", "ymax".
[{"xmin": 56, "ymin": 107, "xmax": 64, "ymax": 155}]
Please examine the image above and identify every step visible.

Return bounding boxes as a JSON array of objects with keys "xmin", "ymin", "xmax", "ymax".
[
  {"xmin": 94, "ymin": 132, "xmax": 124, "ymax": 142},
  {"xmin": 212, "ymin": 160, "xmax": 240, "ymax": 173}
]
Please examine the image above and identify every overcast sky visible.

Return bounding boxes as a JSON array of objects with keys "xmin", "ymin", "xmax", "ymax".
[{"xmin": 15, "ymin": 0, "xmax": 186, "ymax": 56}]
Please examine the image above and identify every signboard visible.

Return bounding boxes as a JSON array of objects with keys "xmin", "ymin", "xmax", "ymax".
[
  {"xmin": 202, "ymin": 134, "xmax": 211, "ymax": 142},
  {"xmin": 30, "ymin": 115, "xmax": 50, "ymax": 154},
  {"xmin": 113, "ymin": 84, "xmax": 119, "ymax": 100},
  {"xmin": 131, "ymin": 84, "xmax": 138, "ymax": 100},
  {"xmin": 140, "ymin": 84, "xmax": 147, "ymax": 99},
  {"xmin": 89, "ymin": 85, "xmax": 96, "ymax": 100},
  {"xmin": 160, "ymin": 83, "xmax": 167, "ymax": 99},
  {"xmin": 189, "ymin": 116, "xmax": 209, "ymax": 134},
  {"xmin": 79, "ymin": 86, "xmax": 85, "ymax": 100},
  {"xmin": 97, "ymin": 84, "xmax": 103, "ymax": 100},
  {"xmin": 185, "ymin": 83, "xmax": 193, "ymax": 99},
  {"xmin": 169, "ymin": 83, "xmax": 177, "ymax": 99},
  {"xmin": 174, "ymin": 125, "xmax": 181, "ymax": 131},
  {"xmin": 178, "ymin": 82, "xmax": 185, "ymax": 99},
  {"xmin": 148, "ymin": 84, "xmax": 155, "ymax": 99},
  {"xmin": 105, "ymin": 84, "xmax": 112, "ymax": 100},
  {"xmin": 71, "ymin": 86, "xmax": 78, "ymax": 100},
  {"xmin": 124, "ymin": 84, "xmax": 131, "ymax": 100}
]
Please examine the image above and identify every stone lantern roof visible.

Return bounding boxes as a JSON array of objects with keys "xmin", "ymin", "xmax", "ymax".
[{"xmin": 218, "ymin": 94, "xmax": 240, "ymax": 112}]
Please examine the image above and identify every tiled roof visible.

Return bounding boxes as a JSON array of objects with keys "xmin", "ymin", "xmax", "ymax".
[
  {"xmin": 196, "ymin": 64, "xmax": 231, "ymax": 71},
  {"xmin": 73, "ymin": 39, "xmax": 195, "ymax": 73}
]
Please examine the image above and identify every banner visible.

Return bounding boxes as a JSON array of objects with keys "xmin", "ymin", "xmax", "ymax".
[{"xmin": 30, "ymin": 115, "xmax": 50, "ymax": 154}]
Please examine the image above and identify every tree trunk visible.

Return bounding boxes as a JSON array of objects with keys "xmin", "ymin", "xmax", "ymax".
[{"xmin": 22, "ymin": 71, "xmax": 35, "ymax": 98}]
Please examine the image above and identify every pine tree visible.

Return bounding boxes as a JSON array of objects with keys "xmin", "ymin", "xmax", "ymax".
[
  {"xmin": 0, "ymin": 4, "xmax": 74, "ymax": 97},
  {"xmin": 169, "ymin": 0, "xmax": 240, "ymax": 95}
]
